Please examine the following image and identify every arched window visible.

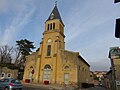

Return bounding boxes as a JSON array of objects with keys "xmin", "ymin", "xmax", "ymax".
[
  {"xmin": 47, "ymin": 45, "xmax": 51, "ymax": 56},
  {"xmin": 1, "ymin": 73, "xmax": 5, "ymax": 78},
  {"xmin": 50, "ymin": 23, "xmax": 52, "ymax": 30},
  {"xmin": 64, "ymin": 66, "xmax": 69, "ymax": 70},
  {"xmin": 30, "ymin": 66, "xmax": 33, "ymax": 68},
  {"xmin": 47, "ymin": 24, "xmax": 49, "ymax": 30},
  {"xmin": 44, "ymin": 64, "xmax": 51, "ymax": 69},
  {"xmin": 7, "ymin": 73, "xmax": 12, "ymax": 78},
  {"xmin": 53, "ymin": 23, "xmax": 55, "ymax": 29}
]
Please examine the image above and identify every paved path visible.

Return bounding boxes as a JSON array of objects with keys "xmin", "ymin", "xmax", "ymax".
[
  {"xmin": 86, "ymin": 86, "xmax": 106, "ymax": 90},
  {"xmin": 22, "ymin": 82, "xmax": 78, "ymax": 90},
  {"xmin": 23, "ymin": 84, "xmax": 57, "ymax": 90}
]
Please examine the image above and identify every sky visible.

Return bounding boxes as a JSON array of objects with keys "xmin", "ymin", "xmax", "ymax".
[{"xmin": 0, "ymin": 0, "xmax": 120, "ymax": 71}]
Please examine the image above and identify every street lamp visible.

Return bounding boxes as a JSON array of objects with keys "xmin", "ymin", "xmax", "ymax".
[
  {"xmin": 115, "ymin": 18, "xmax": 120, "ymax": 39},
  {"xmin": 114, "ymin": 0, "xmax": 120, "ymax": 3}
]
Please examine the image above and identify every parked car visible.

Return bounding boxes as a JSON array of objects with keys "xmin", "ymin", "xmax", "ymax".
[{"xmin": 0, "ymin": 78, "xmax": 23, "ymax": 90}]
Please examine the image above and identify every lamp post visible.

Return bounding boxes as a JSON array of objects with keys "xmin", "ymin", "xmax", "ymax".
[
  {"xmin": 115, "ymin": 18, "xmax": 120, "ymax": 39},
  {"xmin": 114, "ymin": 0, "xmax": 120, "ymax": 3}
]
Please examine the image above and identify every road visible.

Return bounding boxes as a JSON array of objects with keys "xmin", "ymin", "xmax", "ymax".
[
  {"xmin": 23, "ymin": 84, "xmax": 106, "ymax": 90},
  {"xmin": 86, "ymin": 86, "xmax": 106, "ymax": 90},
  {"xmin": 23, "ymin": 84, "xmax": 55, "ymax": 90}
]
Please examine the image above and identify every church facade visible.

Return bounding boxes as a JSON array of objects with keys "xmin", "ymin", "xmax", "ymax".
[{"xmin": 23, "ymin": 5, "xmax": 91, "ymax": 86}]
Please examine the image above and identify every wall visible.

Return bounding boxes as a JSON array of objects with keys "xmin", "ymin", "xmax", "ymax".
[{"xmin": 0, "ymin": 67, "xmax": 18, "ymax": 79}]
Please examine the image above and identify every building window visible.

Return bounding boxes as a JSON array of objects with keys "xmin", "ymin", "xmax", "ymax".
[
  {"xmin": 64, "ymin": 66, "xmax": 69, "ymax": 70},
  {"xmin": 53, "ymin": 23, "xmax": 55, "ymax": 29},
  {"xmin": 82, "ymin": 67, "xmax": 84, "ymax": 72},
  {"xmin": 7, "ymin": 73, "xmax": 11, "ymax": 78},
  {"xmin": 90, "ymin": 75, "xmax": 92, "ymax": 77},
  {"xmin": 50, "ymin": 23, "xmax": 52, "ymax": 30},
  {"xmin": 79, "ymin": 66, "xmax": 80, "ymax": 70},
  {"xmin": 1, "ymin": 73, "xmax": 5, "ymax": 78},
  {"xmin": 47, "ymin": 24, "xmax": 49, "ymax": 30},
  {"xmin": 47, "ymin": 45, "xmax": 51, "ymax": 56},
  {"xmin": 44, "ymin": 64, "xmax": 51, "ymax": 69}
]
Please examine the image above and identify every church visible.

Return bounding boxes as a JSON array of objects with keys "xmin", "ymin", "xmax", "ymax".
[{"xmin": 23, "ymin": 4, "xmax": 91, "ymax": 87}]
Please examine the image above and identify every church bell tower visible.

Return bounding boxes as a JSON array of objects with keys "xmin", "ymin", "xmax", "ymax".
[
  {"xmin": 41, "ymin": 4, "xmax": 65, "ymax": 57},
  {"xmin": 37, "ymin": 4, "xmax": 65, "ymax": 83}
]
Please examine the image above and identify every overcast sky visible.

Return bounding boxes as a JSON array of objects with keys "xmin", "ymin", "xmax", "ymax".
[{"xmin": 0, "ymin": 0, "xmax": 120, "ymax": 71}]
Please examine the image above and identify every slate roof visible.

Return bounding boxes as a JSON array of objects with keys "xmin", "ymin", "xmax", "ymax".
[
  {"xmin": 46, "ymin": 5, "xmax": 64, "ymax": 26},
  {"xmin": 78, "ymin": 55, "xmax": 90, "ymax": 67}
]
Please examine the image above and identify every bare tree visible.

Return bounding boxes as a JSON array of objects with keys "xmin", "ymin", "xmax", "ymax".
[
  {"xmin": 0, "ymin": 45, "xmax": 13, "ymax": 64},
  {"xmin": 14, "ymin": 47, "xmax": 22, "ymax": 66},
  {"xmin": 0, "ymin": 45, "xmax": 28, "ymax": 66}
]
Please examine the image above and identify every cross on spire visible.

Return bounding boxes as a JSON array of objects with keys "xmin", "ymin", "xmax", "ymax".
[
  {"xmin": 55, "ymin": 1, "xmax": 57, "ymax": 6},
  {"xmin": 46, "ymin": 1, "xmax": 64, "ymax": 26}
]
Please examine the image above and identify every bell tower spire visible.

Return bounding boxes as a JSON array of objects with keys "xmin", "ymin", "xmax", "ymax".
[
  {"xmin": 55, "ymin": 1, "xmax": 57, "ymax": 6},
  {"xmin": 46, "ymin": 3, "xmax": 64, "ymax": 26},
  {"xmin": 43, "ymin": 4, "xmax": 65, "ymax": 51},
  {"xmin": 44, "ymin": 4, "xmax": 65, "ymax": 37}
]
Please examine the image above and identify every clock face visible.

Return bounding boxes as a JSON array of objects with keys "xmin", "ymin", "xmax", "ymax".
[
  {"xmin": 48, "ymin": 39, "xmax": 52, "ymax": 43},
  {"xmin": 50, "ymin": 13, "xmax": 54, "ymax": 19}
]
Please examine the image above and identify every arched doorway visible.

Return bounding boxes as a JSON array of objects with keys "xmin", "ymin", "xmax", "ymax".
[
  {"xmin": 29, "ymin": 66, "xmax": 34, "ymax": 82},
  {"xmin": 43, "ymin": 64, "xmax": 51, "ymax": 83},
  {"xmin": 63, "ymin": 65, "xmax": 70, "ymax": 85}
]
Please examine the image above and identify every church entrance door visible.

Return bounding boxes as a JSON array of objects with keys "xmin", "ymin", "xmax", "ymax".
[
  {"xmin": 64, "ymin": 73, "xmax": 69, "ymax": 84},
  {"xmin": 43, "ymin": 64, "xmax": 51, "ymax": 83}
]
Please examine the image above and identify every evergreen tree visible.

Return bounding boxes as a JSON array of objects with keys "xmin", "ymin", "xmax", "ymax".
[
  {"xmin": 16, "ymin": 39, "xmax": 35, "ymax": 66},
  {"xmin": 16, "ymin": 39, "xmax": 35, "ymax": 80}
]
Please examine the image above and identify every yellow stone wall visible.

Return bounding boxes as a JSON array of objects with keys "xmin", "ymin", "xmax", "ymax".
[
  {"xmin": 77, "ymin": 56, "xmax": 91, "ymax": 87},
  {"xmin": 23, "ymin": 52, "xmax": 38, "ymax": 82},
  {"xmin": 56, "ymin": 50, "xmax": 79, "ymax": 84},
  {"xmin": 89, "ymin": 71, "xmax": 94, "ymax": 83},
  {"xmin": 23, "ymin": 43, "xmax": 90, "ymax": 85},
  {"xmin": 23, "ymin": 6, "xmax": 91, "ymax": 88},
  {"xmin": 0, "ymin": 67, "xmax": 18, "ymax": 79}
]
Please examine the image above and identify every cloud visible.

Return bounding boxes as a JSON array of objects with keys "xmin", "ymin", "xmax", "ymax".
[
  {"xmin": 89, "ymin": 59, "xmax": 111, "ymax": 71},
  {"xmin": 0, "ymin": 0, "xmax": 36, "ymax": 13},
  {"xmin": 65, "ymin": 0, "xmax": 118, "ymax": 44},
  {"xmin": 63, "ymin": 0, "xmax": 120, "ymax": 71},
  {"xmin": 0, "ymin": 0, "xmax": 119, "ymax": 71},
  {"xmin": 0, "ymin": 0, "xmax": 9, "ymax": 13},
  {"xmin": 0, "ymin": 1, "xmax": 35, "ymax": 45}
]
